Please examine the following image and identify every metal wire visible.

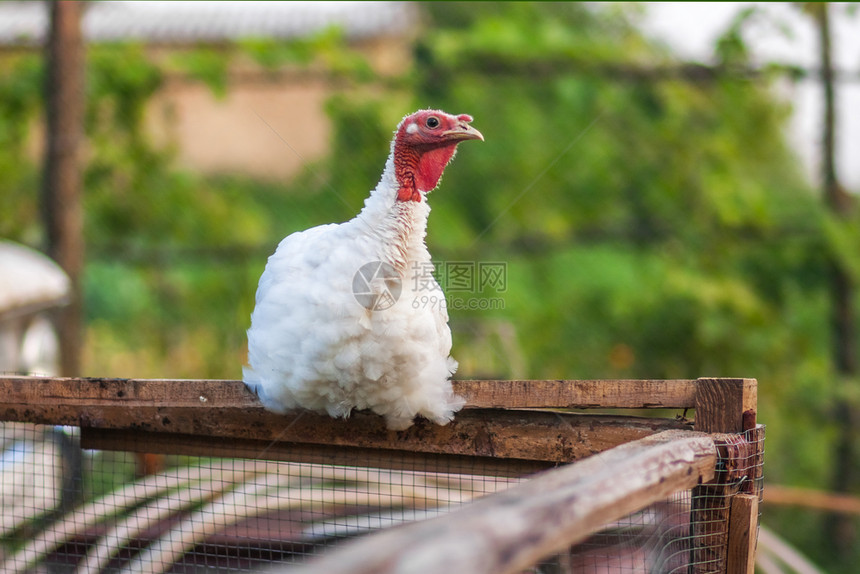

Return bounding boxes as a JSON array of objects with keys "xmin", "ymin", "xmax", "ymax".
[
  {"xmin": 0, "ymin": 423, "xmax": 763, "ymax": 574},
  {"xmin": 0, "ymin": 423, "xmax": 520, "ymax": 573},
  {"xmin": 529, "ymin": 426, "xmax": 765, "ymax": 574}
]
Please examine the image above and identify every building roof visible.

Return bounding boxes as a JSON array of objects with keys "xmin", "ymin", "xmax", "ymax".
[{"xmin": 0, "ymin": 1, "xmax": 416, "ymax": 47}]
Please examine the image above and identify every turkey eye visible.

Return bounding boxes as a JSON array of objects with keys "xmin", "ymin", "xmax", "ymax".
[{"xmin": 426, "ymin": 116, "xmax": 440, "ymax": 129}]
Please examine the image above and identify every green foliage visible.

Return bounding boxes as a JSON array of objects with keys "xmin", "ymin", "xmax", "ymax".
[
  {"xmin": 325, "ymin": 96, "xmax": 392, "ymax": 206},
  {"xmin": 169, "ymin": 48, "xmax": 230, "ymax": 98},
  {"xmin": 241, "ymin": 27, "xmax": 376, "ymax": 81},
  {"xmin": 399, "ymin": 3, "xmax": 828, "ymax": 392},
  {"xmin": 0, "ymin": 54, "xmax": 41, "ymax": 151},
  {"xmin": 87, "ymin": 44, "xmax": 163, "ymax": 134},
  {"xmin": 0, "ymin": 54, "xmax": 42, "ymax": 242}
]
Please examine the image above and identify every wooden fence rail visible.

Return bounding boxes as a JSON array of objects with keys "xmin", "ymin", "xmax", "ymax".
[
  {"xmin": 0, "ymin": 376, "xmax": 755, "ymax": 476},
  {"xmin": 0, "ymin": 376, "xmax": 709, "ymax": 475}
]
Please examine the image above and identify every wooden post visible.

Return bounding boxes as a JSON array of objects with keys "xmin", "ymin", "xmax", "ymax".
[
  {"xmin": 693, "ymin": 378, "xmax": 757, "ymax": 434},
  {"xmin": 42, "ymin": 1, "xmax": 86, "ymax": 376},
  {"xmin": 691, "ymin": 378, "xmax": 759, "ymax": 573},
  {"xmin": 727, "ymin": 494, "xmax": 758, "ymax": 574}
]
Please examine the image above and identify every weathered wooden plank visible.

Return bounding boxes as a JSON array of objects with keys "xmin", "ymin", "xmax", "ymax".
[
  {"xmin": 52, "ymin": 403, "xmax": 688, "ymax": 464},
  {"xmin": 727, "ymin": 494, "xmax": 758, "ymax": 574},
  {"xmin": 455, "ymin": 379, "xmax": 698, "ymax": 409},
  {"xmin": 80, "ymin": 428, "xmax": 553, "ymax": 478},
  {"xmin": 0, "ymin": 377, "xmax": 259, "ymax": 408},
  {"xmin": 286, "ymin": 430, "xmax": 717, "ymax": 574},
  {"xmin": 0, "ymin": 376, "xmax": 699, "ymax": 411},
  {"xmin": 728, "ymin": 426, "xmax": 764, "ymax": 573},
  {"xmin": 0, "ymin": 376, "xmax": 693, "ymax": 465}
]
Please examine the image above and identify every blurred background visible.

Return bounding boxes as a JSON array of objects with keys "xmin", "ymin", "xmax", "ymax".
[{"xmin": 1, "ymin": 1, "xmax": 859, "ymax": 571}]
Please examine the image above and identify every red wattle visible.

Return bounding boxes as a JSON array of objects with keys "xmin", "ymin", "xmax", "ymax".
[{"xmin": 415, "ymin": 145, "xmax": 457, "ymax": 194}]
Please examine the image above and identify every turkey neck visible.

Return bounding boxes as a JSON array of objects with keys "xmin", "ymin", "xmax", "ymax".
[
  {"xmin": 387, "ymin": 199, "xmax": 429, "ymax": 275},
  {"xmin": 355, "ymin": 154, "xmax": 432, "ymax": 276}
]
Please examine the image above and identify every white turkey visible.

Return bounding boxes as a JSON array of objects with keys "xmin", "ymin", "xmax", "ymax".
[{"xmin": 244, "ymin": 109, "xmax": 483, "ymax": 430}]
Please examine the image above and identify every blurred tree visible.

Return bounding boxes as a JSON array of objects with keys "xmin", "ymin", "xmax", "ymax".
[
  {"xmin": 42, "ymin": 0, "xmax": 85, "ymax": 376},
  {"xmin": 806, "ymin": 1, "xmax": 860, "ymax": 560}
]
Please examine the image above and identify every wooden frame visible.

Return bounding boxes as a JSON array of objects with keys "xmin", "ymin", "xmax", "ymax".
[
  {"xmin": 0, "ymin": 377, "xmax": 697, "ymax": 476},
  {"xmin": 0, "ymin": 376, "xmax": 761, "ymax": 573}
]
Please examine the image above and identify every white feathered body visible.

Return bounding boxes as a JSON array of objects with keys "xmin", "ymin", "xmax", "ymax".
[{"xmin": 243, "ymin": 153, "xmax": 463, "ymax": 430}]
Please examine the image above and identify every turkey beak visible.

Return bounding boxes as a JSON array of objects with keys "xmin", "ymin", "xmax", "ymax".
[{"xmin": 444, "ymin": 123, "xmax": 484, "ymax": 142}]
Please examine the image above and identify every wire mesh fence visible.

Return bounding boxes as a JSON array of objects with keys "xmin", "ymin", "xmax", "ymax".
[
  {"xmin": 530, "ymin": 490, "xmax": 697, "ymax": 573},
  {"xmin": 526, "ymin": 426, "xmax": 765, "ymax": 574},
  {"xmin": 0, "ymin": 419, "xmax": 763, "ymax": 574},
  {"xmin": 1, "ymin": 422, "xmax": 520, "ymax": 573}
]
